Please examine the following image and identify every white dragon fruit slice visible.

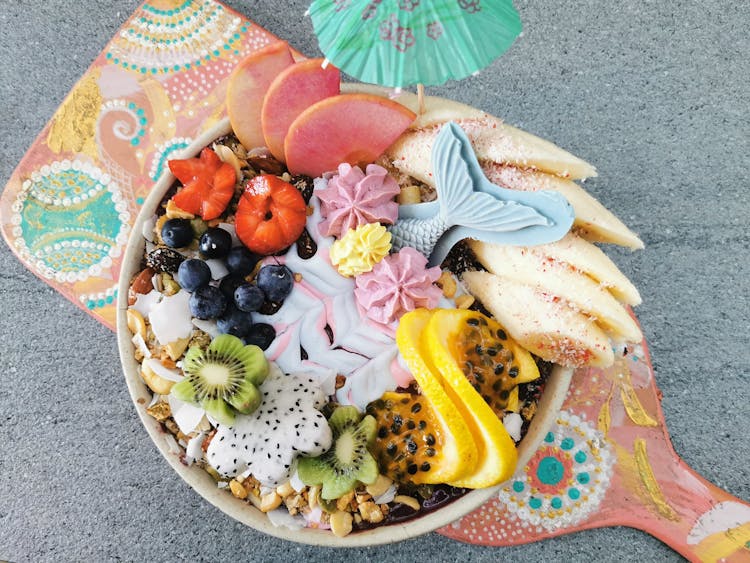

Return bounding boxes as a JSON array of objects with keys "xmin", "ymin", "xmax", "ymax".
[{"xmin": 205, "ymin": 363, "xmax": 332, "ymax": 487}]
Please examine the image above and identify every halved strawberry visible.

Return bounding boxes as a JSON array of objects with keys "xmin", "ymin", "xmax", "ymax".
[
  {"xmin": 235, "ymin": 174, "xmax": 307, "ymax": 255},
  {"xmin": 169, "ymin": 148, "xmax": 236, "ymax": 220}
]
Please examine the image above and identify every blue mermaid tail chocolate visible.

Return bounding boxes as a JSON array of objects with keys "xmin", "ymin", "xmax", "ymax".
[{"xmin": 389, "ymin": 122, "xmax": 575, "ymax": 266}]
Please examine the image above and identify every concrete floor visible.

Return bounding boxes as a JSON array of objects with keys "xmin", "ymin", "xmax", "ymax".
[{"xmin": 0, "ymin": 1, "xmax": 747, "ymax": 561}]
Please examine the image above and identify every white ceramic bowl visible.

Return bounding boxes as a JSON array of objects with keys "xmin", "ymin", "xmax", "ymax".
[{"xmin": 116, "ymin": 115, "xmax": 573, "ymax": 546}]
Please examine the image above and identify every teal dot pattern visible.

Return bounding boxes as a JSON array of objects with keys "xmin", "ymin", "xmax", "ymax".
[
  {"xmin": 104, "ymin": 0, "xmax": 256, "ymax": 76},
  {"xmin": 10, "ymin": 160, "xmax": 131, "ymax": 283},
  {"xmin": 149, "ymin": 137, "xmax": 192, "ymax": 181},
  {"xmin": 81, "ymin": 287, "xmax": 118, "ymax": 310},
  {"xmin": 497, "ymin": 410, "xmax": 614, "ymax": 532},
  {"xmin": 537, "ymin": 456, "xmax": 565, "ymax": 486},
  {"xmin": 100, "ymin": 100, "xmax": 148, "ymax": 147}
]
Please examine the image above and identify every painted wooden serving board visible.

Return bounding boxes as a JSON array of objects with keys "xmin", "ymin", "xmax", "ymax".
[
  {"xmin": 438, "ymin": 330, "xmax": 750, "ymax": 561},
  {"xmin": 1, "ymin": 1, "xmax": 748, "ymax": 561}
]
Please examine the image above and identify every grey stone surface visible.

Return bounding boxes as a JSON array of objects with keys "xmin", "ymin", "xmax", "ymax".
[{"xmin": 0, "ymin": 1, "xmax": 747, "ymax": 561}]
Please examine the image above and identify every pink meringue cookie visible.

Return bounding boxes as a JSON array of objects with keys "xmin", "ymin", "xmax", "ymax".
[
  {"xmin": 316, "ymin": 163, "xmax": 400, "ymax": 238},
  {"xmin": 354, "ymin": 247, "xmax": 442, "ymax": 336}
]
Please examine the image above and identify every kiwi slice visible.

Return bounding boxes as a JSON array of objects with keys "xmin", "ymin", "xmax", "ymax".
[
  {"xmin": 297, "ymin": 406, "xmax": 379, "ymax": 500},
  {"xmin": 170, "ymin": 334, "xmax": 268, "ymax": 426}
]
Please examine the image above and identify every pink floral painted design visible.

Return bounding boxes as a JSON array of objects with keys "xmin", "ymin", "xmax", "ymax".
[
  {"xmin": 316, "ymin": 163, "xmax": 400, "ymax": 239},
  {"xmin": 392, "ymin": 27, "xmax": 416, "ymax": 52},
  {"xmin": 426, "ymin": 21, "xmax": 444, "ymax": 40},
  {"xmin": 333, "ymin": 0, "xmax": 350, "ymax": 12},
  {"xmin": 379, "ymin": 14, "xmax": 398, "ymax": 40},
  {"xmin": 354, "ymin": 247, "xmax": 442, "ymax": 336},
  {"xmin": 398, "ymin": 0, "xmax": 420, "ymax": 11},
  {"xmin": 379, "ymin": 14, "xmax": 416, "ymax": 52},
  {"xmin": 458, "ymin": 0, "xmax": 482, "ymax": 14},
  {"xmin": 361, "ymin": 0, "xmax": 382, "ymax": 20}
]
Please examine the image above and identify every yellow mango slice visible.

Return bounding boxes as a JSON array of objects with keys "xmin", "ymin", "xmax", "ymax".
[
  {"xmin": 424, "ymin": 309, "xmax": 519, "ymax": 488},
  {"xmin": 394, "ymin": 309, "xmax": 478, "ymax": 483}
]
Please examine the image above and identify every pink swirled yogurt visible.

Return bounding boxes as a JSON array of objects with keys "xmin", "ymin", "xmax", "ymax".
[
  {"xmin": 354, "ymin": 246, "xmax": 443, "ymax": 337},
  {"xmin": 316, "ymin": 163, "xmax": 400, "ymax": 238}
]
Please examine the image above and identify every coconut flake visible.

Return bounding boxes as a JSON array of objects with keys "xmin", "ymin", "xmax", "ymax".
[
  {"xmin": 192, "ymin": 318, "xmax": 220, "ymax": 338},
  {"xmin": 164, "ymin": 433, "xmax": 181, "ymax": 454},
  {"xmin": 142, "ymin": 216, "xmax": 157, "ymax": 242},
  {"xmin": 143, "ymin": 358, "xmax": 183, "ymax": 382},
  {"xmin": 148, "ymin": 394, "xmax": 161, "ymax": 408},
  {"xmin": 148, "ymin": 290, "xmax": 193, "ymax": 345},
  {"xmin": 131, "ymin": 332, "xmax": 152, "ymax": 359},
  {"xmin": 205, "ymin": 258, "xmax": 229, "ymax": 280},
  {"xmin": 503, "ymin": 412, "xmax": 523, "ymax": 442},
  {"xmin": 289, "ymin": 470, "xmax": 306, "ymax": 493},
  {"xmin": 151, "ymin": 272, "xmax": 162, "ymax": 292},
  {"xmin": 373, "ymin": 483, "xmax": 398, "ymax": 505},
  {"xmin": 167, "ymin": 394, "xmax": 206, "ymax": 434},
  {"xmin": 185, "ymin": 433, "xmax": 206, "ymax": 465},
  {"xmin": 266, "ymin": 508, "xmax": 306, "ymax": 530},
  {"xmin": 131, "ymin": 290, "xmax": 162, "ymax": 318}
]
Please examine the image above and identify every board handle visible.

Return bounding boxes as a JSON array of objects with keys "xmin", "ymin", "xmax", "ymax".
[{"xmin": 618, "ymin": 455, "xmax": 750, "ymax": 562}]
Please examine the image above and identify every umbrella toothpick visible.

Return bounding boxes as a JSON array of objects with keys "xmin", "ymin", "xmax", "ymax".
[{"xmin": 417, "ymin": 83, "xmax": 425, "ymax": 115}]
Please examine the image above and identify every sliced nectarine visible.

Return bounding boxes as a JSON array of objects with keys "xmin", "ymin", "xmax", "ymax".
[
  {"xmin": 284, "ymin": 94, "xmax": 416, "ymax": 178},
  {"xmin": 226, "ymin": 42, "xmax": 294, "ymax": 150},
  {"xmin": 261, "ymin": 58, "xmax": 341, "ymax": 162}
]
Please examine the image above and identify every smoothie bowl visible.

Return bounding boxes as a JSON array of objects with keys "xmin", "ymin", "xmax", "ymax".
[{"xmin": 117, "ymin": 45, "xmax": 643, "ymax": 546}]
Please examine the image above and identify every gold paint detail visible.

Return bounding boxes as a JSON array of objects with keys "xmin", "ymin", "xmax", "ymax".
[
  {"xmin": 694, "ymin": 521, "xmax": 750, "ymax": 561},
  {"xmin": 47, "ymin": 70, "xmax": 102, "ymax": 160},
  {"xmin": 633, "ymin": 438, "xmax": 678, "ymax": 521},
  {"xmin": 597, "ymin": 382, "xmax": 614, "ymax": 435},
  {"xmin": 617, "ymin": 359, "xmax": 658, "ymax": 427},
  {"xmin": 140, "ymin": 77, "xmax": 176, "ymax": 144}
]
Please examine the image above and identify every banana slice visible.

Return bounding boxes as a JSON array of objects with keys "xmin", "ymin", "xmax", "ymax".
[
  {"xmin": 462, "ymin": 270, "xmax": 615, "ymax": 368},
  {"xmin": 519, "ymin": 233, "xmax": 642, "ymax": 306},
  {"xmin": 482, "ymin": 163, "xmax": 644, "ymax": 250},
  {"xmin": 468, "ymin": 240, "xmax": 642, "ymax": 344},
  {"xmin": 384, "ymin": 117, "xmax": 597, "ymax": 189}
]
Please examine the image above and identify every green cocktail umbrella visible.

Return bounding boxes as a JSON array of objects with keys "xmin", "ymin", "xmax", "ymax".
[{"xmin": 308, "ymin": 0, "xmax": 522, "ymax": 106}]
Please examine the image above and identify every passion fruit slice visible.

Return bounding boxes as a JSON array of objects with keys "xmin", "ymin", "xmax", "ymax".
[
  {"xmin": 448, "ymin": 309, "xmax": 540, "ymax": 416},
  {"xmin": 367, "ymin": 391, "xmax": 457, "ymax": 485}
]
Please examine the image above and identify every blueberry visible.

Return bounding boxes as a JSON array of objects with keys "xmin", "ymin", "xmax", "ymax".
[
  {"xmin": 189, "ymin": 285, "xmax": 226, "ymax": 319},
  {"xmin": 245, "ymin": 323, "xmax": 276, "ymax": 350},
  {"xmin": 217, "ymin": 305, "xmax": 254, "ymax": 337},
  {"xmin": 234, "ymin": 283, "xmax": 265, "ymax": 312},
  {"xmin": 160, "ymin": 218, "xmax": 193, "ymax": 248},
  {"xmin": 226, "ymin": 246, "xmax": 260, "ymax": 277},
  {"xmin": 256, "ymin": 264, "xmax": 294, "ymax": 302},
  {"xmin": 177, "ymin": 259, "xmax": 211, "ymax": 292},
  {"xmin": 219, "ymin": 274, "xmax": 247, "ymax": 301},
  {"xmin": 199, "ymin": 227, "xmax": 232, "ymax": 259}
]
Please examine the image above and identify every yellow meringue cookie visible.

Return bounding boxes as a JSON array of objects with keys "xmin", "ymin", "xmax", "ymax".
[{"xmin": 330, "ymin": 223, "xmax": 392, "ymax": 277}]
